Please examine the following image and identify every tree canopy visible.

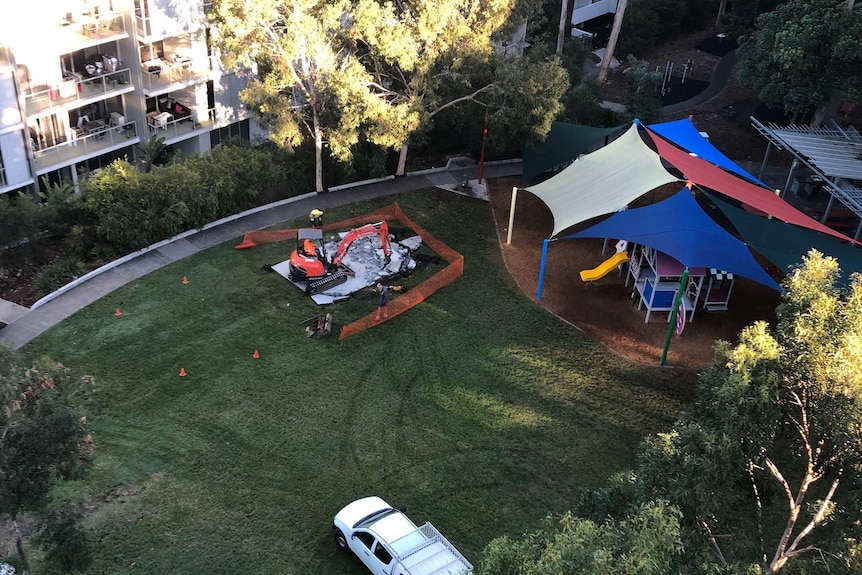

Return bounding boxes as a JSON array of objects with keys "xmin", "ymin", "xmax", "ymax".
[
  {"xmin": 478, "ymin": 251, "xmax": 862, "ymax": 574},
  {"xmin": 0, "ymin": 346, "xmax": 95, "ymax": 574},
  {"xmin": 737, "ymin": 0, "xmax": 862, "ymax": 121},
  {"xmin": 210, "ymin": 0, "xmax": 568, "ymax": 180}
]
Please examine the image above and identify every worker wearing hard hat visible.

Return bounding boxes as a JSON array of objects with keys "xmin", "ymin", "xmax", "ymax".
[{"xmin": 309, "ymin": 209, "xmax": 324, "ymax": 228}]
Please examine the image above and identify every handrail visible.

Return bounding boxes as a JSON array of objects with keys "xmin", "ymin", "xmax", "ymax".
[
  {"xmin": 24, "ymin": 68, "xmax": 132, "ymax": 114},
  {"xmin": 32, "ymin": 121, "xmax": 138, "ymax": 168}
]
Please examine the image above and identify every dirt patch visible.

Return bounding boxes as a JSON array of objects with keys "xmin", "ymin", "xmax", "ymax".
[{"xmin": 489, "ymin": 177, "xmax": 780, "ymax": 370}]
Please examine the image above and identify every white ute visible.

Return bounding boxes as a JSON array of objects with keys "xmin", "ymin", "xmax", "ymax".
[{"xmin": 333, "ymin": 496, "xmax": 473, "ymax": 575}]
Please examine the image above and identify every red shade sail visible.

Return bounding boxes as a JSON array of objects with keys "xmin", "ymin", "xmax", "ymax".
[{"xmin": 646, "ymin": 127, "xmax": 857, "ymax": 245}]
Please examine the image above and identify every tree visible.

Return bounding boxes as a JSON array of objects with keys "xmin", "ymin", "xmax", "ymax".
[
  {"xmin": 210, "ymin": 0, "xmax": 380, "ymax": 193},
  {"xmin": 597, "ymin": 0, "xmax": 627, "ymax": 85},
  {"xmin": 134, "ymin": 134, "xmax": 166, "ymax": 173},
  {"xmin": 0, "ymin": 346, "xmax": 94, "ymax": 574},
  {"xmin": 737, "ymin": 0, "xmax": 862, "ymax": 124},
  {"xmin": 637, "ymin": 250, "xmax": 862, "ymax": 574},
  {"xmin": 351, "ymin": 0, "xmax": 567, "ymax": 175},
  {"xmin": 477, "ymin": 500, "xmax": 683, "ymax": 575}
]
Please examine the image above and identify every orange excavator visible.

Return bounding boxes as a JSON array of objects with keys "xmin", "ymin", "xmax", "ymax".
[{"xmin": 287, "ymin": 221, "xmax": 392, "ymax": 295}]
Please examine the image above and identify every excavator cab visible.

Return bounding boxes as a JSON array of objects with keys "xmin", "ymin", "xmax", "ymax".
[{"xmin": 287, "ymin": 228, "xmax": 327, "ymax": 282}]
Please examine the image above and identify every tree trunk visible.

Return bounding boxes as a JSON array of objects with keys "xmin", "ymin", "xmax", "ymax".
[
  {"xmin": 395, "ymin": 143, "xmax": 409, "ymax": 176},
  {"xmin": 810, "ymin": 104, "xmax": 827, "ymax": 128},
  {"xmin": 12, "ymin": 518, "xmax": 31, "ymax": 575},
  {"xmin": 597, "ymin": 0, "xmax": 628, "ymax": 84},
  {"xmin": 312, "ymin": 107, "xmax": 324, "ymax": 193},
  {"xmin": 556, "ymin": 0, "xmax": 569, "ymax": 55},
  {"xmin": 715, "ymin": 0, "xmax": 728, "ymax": 28}
]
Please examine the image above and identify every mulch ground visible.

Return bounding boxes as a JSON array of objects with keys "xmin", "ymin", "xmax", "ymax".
[{"xmin": 487, "ymin": 177, "xmax": 781, "ymax": 370}]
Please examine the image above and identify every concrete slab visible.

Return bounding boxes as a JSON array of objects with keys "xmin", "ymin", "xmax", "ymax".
[
  {"xmin": 157, "ymin": 238, "xmax": 200, "ymax": 261},
  {"xmin": 425, "ymin": 172, "xmax": 460, "ymax": 186},
  {"xmin": 0, "ymin": 299, "xmax": 28, "ymax": 325}
]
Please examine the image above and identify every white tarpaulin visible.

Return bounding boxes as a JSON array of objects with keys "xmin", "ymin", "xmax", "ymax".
[{"xmin": 525, "ymin": 123, "xmax": 680, "ymax": 237}]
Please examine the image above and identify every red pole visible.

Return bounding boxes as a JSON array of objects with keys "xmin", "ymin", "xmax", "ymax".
[{"xmin": 478, "ymin": 125, "xmax": 488, "ymax": 184}]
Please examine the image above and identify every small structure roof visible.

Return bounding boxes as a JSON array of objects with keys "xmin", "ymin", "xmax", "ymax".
[
  {"xmin": 753, "ymin": 121, "xmax": 862, "ymax": 181},
  {"xmin": 525, "ymin": 123, "xmax": 680, "ymax": 237},
  {"xmin": 564, "ymin": 187, "xmax": 781, "ymax": 290}
]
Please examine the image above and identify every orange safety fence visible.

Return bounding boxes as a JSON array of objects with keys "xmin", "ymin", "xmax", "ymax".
[
  {"xmin": 339, "ymin": 204, "xmax": 463, "ymax": 340},
  {"xmin": 234, "ymin": 204, "xmax": 463, "ymax": 341}
]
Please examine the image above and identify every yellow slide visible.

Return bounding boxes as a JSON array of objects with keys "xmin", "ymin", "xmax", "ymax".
[{"xmin": 580, "ymin": 251, "xmax": 630, "ymax": 282}]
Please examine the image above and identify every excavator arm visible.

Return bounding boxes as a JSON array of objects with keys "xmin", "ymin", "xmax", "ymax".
[{"xmin": 331, "ymin": 221, "xmax": 392, "ymax": 267}]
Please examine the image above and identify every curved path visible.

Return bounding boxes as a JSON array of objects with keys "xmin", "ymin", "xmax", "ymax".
[{"xmin": 0, "ymin": 161, "xmax": 521, "ymax": 350}]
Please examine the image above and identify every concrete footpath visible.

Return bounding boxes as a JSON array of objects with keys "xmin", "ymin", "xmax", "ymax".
[{"xmin": 0, "ymin": 160, "xmax": 522, "ymax": 350}]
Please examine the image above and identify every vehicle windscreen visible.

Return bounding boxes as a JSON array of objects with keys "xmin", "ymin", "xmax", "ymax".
[{"xmin": 354, "ymin": 508, "xmax": 397, "ymax": 529}]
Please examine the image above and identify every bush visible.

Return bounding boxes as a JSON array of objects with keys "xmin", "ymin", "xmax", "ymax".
[
  {"xmin": 35, "ymin": 258, "xmax": 85, "ymax": 294},
  {"xmin": 0, "ymin": 193, "xmax": 50, "ymax": 259}
]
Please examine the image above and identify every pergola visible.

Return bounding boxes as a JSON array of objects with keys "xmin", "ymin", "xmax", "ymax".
[{"xmin": 751, "ymin": 116, "xmax": 862, "ymax": 239}]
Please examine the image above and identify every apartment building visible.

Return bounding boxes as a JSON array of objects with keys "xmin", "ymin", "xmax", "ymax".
[{"xmin": 0, "ymin": 0, "xmax": 264, "ymax": 196}]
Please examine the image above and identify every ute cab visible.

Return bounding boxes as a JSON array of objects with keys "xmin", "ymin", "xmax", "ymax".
[
  {"xmin": 287, "ymin": 228, "xmax": 327, "ymax": 281},
  {"xmin": 333, "ymin": 496, "xmax": 473, "ymax": 575}
]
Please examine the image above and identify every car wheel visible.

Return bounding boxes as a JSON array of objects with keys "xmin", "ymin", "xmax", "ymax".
[{"xmin": 335, "ymin": 530, "xmax": 348, "ymax": 551}]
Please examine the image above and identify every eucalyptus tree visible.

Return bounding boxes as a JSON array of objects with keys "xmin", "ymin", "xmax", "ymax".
[
  {"xmin": 351, "ymin": 0, "xmax": 568, "ymax": 175},
  {"xmin": 209, "ymin": 0, "xmax": 380, "ymax": 192},
  {"xmin": 638, "ymin": 250, "xmax": 862, "ymax": 573}
]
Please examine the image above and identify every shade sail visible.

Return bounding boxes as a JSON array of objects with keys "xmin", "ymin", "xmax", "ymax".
[
  {"xmin": 645, "ymin": 127, "xmax": 857, "ymax": 245},
  {"xmin": 705, "ymin": 191, "xmax": 862, "ymax": 285},
  {"xmin": 564, "ymin": 188, "xmax": 781, "ymax": 290},
  {"xmin": 648, "ymin": 118, "xmax": 769, "ymax": 187},
  {"xmin": 521, "ymin": 122, "xmax": 621, "ymax": 184},
  {"xmin": 526, "ymin": 124, "xmax": 680, "ymax": 237}
]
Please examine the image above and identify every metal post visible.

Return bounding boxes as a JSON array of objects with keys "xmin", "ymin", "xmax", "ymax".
[
  {"xmin": 660, "ymin": 269, "xmax": 689, "ymax": 366},
  {"xmin": 536, "ymin": 239, "xmax": 550, "ymax": 300},
  {"xmin": 757, "ymin": 141, "xmax": 773, "ymax": 179},
  {"xmin": 506, "ymin": 187, "xmax": 518, "ymax": 245},
  {"xmin": 782, "ymin": 158, "xmax": 799, "ymax": 199},
  {"xmin": 822, "ymin": 195, "xmax": 836, "ymax": 224},
  {"xmin": 478, "ymin": 125, "xmax": 488, "ymax": 184}
]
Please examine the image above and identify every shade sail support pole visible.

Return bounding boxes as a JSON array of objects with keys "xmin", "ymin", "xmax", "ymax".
[
  {"xmin": 506, "ymin": 187, "xmax": 518, "ymax": 245},
  {"xmin": 660, "ymin": 268, "xmax": 689, "ymax": 366},
  {"xmin": 537, "ymin": 239, "xmax": 550, "ymax": 300}
]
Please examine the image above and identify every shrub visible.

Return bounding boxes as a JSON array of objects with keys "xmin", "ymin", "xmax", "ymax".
[
  {"xmin": 0, "ymin": 192, "xmax": 51, "ymax": 260},
  {"xmin": 35, "ymin": 257, "xmax": 85, "ymax": 294}
]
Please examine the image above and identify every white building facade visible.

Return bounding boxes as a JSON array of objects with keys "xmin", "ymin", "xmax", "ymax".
[{"xmin": 0, "ymin": 0, "xmax": 265, "ymax": 195}]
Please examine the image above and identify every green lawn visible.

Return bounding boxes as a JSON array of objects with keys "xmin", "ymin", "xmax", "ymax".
[{"xmin": 23, "ymin": 189, "xmax": 696, "ymax": 574}]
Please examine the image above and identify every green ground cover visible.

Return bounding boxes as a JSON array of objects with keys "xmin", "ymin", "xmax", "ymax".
[{"xmin": 22, "ymin": 190, "xmax": 696, "ymax": 574}]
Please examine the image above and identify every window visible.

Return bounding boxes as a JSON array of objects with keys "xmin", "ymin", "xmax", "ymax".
[
  {"xmin": 355, "ymin": 532, "xmax": 375, "ymax": 550},
  {"xmin": 373, "ymin": 544, "xmax": 392, "ymax": 564}
]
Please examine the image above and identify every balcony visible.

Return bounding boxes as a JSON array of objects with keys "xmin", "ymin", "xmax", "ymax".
[
  {"xmin": 145, "ymin": 105, "xmax": 249, "ymax": 142},
  {"xmin": 571, "ymin": 0, "xmax": 617, "ymax": 26},
  {"xmin": 24, "ymin": 69, "xmax": 134, "ymax": 118},
  {"xmin": 33, "ymin": 121, "xmax": 140, "ymax": 173},
  {"xmin": 58, "ymin": 12, "xmax": 128, "ymax": 46},
  {"xmin": 140, "ymin": 56, "xmax": 213, "ymax": 95}
]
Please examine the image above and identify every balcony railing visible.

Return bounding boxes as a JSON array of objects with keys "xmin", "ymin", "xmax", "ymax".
[
  {"xmin": 140, "ymin": 57, "xmax": 213, "ymax": 93},
  {"xmin": 145, "ymin": 105, "xmax": 248, "ymax": 141},
  {"xmin": 32, "ymin": 121, "xmax": 139, "ymax": 172},
  {"xmin": 58, "ymin": 12, "xmax": 127, "ymax": 44},
  {"xmin": 24, "ymin": 68, "xmax": 133, "ymax": 117}
]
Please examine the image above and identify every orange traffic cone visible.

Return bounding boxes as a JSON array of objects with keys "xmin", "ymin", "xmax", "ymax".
[
  {"xmin": 179, "ymin": 367, "xmax": 187, "ymax": 377},
  {"xmin": 182, "ymin": 276, "xmax": 189, "ymax": 284},
  {"xmin": 253, "ymin": 349, "xmax": 260, "ymax": 359},
  {"xmin": 114, "ymin": 308, "xmax": 122, "ymax": 317}
]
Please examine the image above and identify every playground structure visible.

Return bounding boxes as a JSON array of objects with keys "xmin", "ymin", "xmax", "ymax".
[{"xmin": 580, "ymin": 239, "xmax": 629, "ymax": 282}]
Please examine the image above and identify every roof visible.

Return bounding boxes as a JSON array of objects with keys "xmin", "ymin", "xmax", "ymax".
[
  {"xmin": 521, "ymin": 122, "xmax": 621, "ymax": 184},
  {"xmin": 646, "ymin": 127, "xmax": 857, "ymax": 245},
  {"xmin": 647, "ymin": 118, "xmax": 769, "ymax": 187},
  {"xmin": 564, "ymin": 187, "xmax": 781, "ymax": 290},
  {"xmin": 754, "ymin": 121, "xmax": 862, "ymax": 181},
  {"xmin": 525, "ymin": 123, "xmax": 680, "ymax": 237},
  {"xmin": 705, "ymin": 191, "xmax": 862, "ymax": 285}
]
